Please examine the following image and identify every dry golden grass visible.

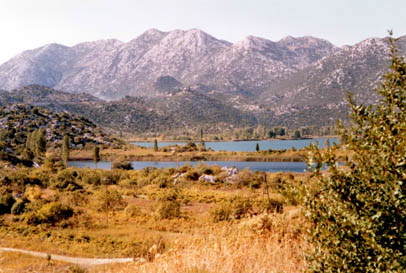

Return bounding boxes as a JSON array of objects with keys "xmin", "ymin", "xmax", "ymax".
[
  {"xmin": 135, "ymin": 221, "xmax": 307, "ymax": 273},
  {"xmin": 0, "ymin": 164, "xmax": 313, "ymax": 273},
  {"xmin": 0, "ymin": 251, "xmax": 69, "ymax": 273},
  {"xmin": 1, "ymin": 212, "xmax": 307, "ymax": 273}
]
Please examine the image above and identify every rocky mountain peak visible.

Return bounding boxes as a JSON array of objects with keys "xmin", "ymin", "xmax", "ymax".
[
  {"xmin": 334, "ymin": 37, "xmax": 390, "ymax": 62},
  {"xmin": 278, "ymin": 36, "xmax": 337, "ymax": 50},
  {"xmin": 142, "ymin": 28, "xmax": 166, "ymax": 37},
  {"xmin": 160, "ymin": 28, "xmax": 230, "ymax": 50},
  {"xmin": 349, "ymin": 37, "xmax": 389, "ymax": 52},
  {"xmin": 17, "ymin": 43, "xmax": 70, "ymax": 63},
  {"xmin": 73, "ymin": 39, "xmax": 123, "ymax": 51},
  {"xmin": 276, "ymin": 36, "xmax": 340, "ymax": 68},
  {"xmin": 234, "ymin": 35, "xmax": 277, "ymax": 51},
  {"xmin": 129, "ymin": 28, "xmax": 168, "ymax": 46},
  {"xmin": 0, "ymin": 28, "xmax": 384, "ymax": 100},
  {"xmin": 38, "ymin": 43, "xmax": 69, "ymax": 53}
]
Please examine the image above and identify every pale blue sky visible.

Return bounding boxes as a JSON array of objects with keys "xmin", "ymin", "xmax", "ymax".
[{"xmin": 0, "ymin": 0, "xmax": 405, "ymax": 64}]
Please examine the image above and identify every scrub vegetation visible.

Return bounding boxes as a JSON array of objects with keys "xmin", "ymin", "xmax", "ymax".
[{"xmin": 0, "ymin": 162, "xmax": 309, "ymax": 272}]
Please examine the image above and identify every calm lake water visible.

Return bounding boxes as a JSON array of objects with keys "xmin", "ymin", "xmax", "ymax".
[
  {"xmin": 130, "ymin": 138, "xmax": 338, "ymax": 152},
  {"xmin": 68, "ymin": 161, "xmax": 310, "ymax": 173}
]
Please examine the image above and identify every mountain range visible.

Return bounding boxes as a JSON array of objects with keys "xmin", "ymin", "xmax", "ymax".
[
  {"xmin": 0, "ymin": 29, "xmax": 405, "ymax": 133},
  {"xmin": 0, "ymin": 28, "xmax": 339, "ymax": 99}
]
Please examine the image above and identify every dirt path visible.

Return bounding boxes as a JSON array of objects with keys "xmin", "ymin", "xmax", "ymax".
[{"xmin": 0, "ymin": 247, "xmax": 135, "ymax": 265}]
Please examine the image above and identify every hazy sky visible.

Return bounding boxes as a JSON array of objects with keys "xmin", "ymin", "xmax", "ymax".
[{"xmin": 1, "ymin": 0, "xmax": 405, "ymax": 64}]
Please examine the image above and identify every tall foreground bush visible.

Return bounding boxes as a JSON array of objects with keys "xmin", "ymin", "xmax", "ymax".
[{"xmin": 306, "ymin": 34, "xmax": 406, "ymax": 272}]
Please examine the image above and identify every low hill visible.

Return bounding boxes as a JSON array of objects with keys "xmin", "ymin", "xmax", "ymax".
[
  {"xmin": 0, "ymin": 85, "xmax": 259, "ymax": 134},
  {"xmin": 0, "ymin": 104, "xmax": 119, "ymax": 159}
]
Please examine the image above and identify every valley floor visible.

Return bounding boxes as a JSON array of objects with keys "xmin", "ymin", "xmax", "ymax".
[{"xmin": 0, "ymin": 163, "xmax": 310, "ymax": 273}]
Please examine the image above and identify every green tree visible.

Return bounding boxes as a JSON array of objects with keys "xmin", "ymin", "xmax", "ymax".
[
  {"xmin": 61, "ymin": 135, "xmax": 70, "ymax": 167},
  {"xmin": 255, "ymin": 142, "xmax": 260, "ymax": 152},
  {"xmin": 24, "ymin": 129, "xmax": 46, "ymax": 160},
  {"xmin": 22, "ymin": 132, "xmax": 34, "ymax": 160},
  {"xmin": 268, "ymin": 129, "xmax": 276, "ymax": 138},
  {"xmin": 35, "ymin": 128, "xmax": 47, "ymax": 157},
  {"xmin": 95, "ymin": 187, "xmax": 125, "ymax": 225},
  {"xmin": 294, "ymin": 129, "xmax": 301, "ymax": 139},
  {"xmin": 25, "ymin": 132, "xmax": 32, "ymax": 150},
  {"xmin": 93, "ymin": 145, "xmax": 100, "ymax": 168},
  {"xmin": 274, "ymin": 127, "xmax": 286, "ymax": 136},
  {"xmin": 306, "ymin": 34, "xmax": 406, "ymax": 272},
  {"xmin": 153, "ymin": 139, "xmax": 158, "ymax": 152}
]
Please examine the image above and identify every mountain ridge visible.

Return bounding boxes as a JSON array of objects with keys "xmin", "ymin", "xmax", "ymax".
[
  {"xmin": 0, "ymin": 28, "xmax": 339, "ymax": 100},
  {"xmin": 0, "ymin": 85, "xmax": 259, "ymax": 134}
]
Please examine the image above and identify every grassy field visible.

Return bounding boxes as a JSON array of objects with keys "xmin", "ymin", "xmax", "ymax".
[{"xmin": 0, "ymin": 162, "xmax": 312, "ymax": 273}]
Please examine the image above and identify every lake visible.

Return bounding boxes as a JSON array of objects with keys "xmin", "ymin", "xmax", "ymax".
[
  {"xmin": 68, "ymin": 161, "xmax": 310, "ymax": 173},
  {"xmin": 130, "ymin": 137, "xmax": 338, "ymax": 152}
]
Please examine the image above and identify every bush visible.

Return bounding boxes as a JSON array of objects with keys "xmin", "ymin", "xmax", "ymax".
[
  {"xmin": 80, "ymin": 170, "xmax": 102, "ymax": 185},
  {"xmin": 51, "ymin": 169, "xmax": 83, "ymax": 191},
  {"xmin": 124, "ymin": 204, "xmax": 142, "ymax": 217},
  {"xmin": 112, "ymin": 159, "xmax": 133, "ymax": 170},
  {"xmin": 185, "ymin": 141, "xmax": 197, "ymax": 150},
  {"xmin": 25, "ymin": 212, "xmax": 42, "ymax": 225},
  {"xmin": 127, "ymin": 235, "xmax": 167, "ymax": 261},
  {"xmin": 93, "ymin": 189, "xmax": 126, "ymax": 212},
  {"xmin": 185, "ymin": 171, "xmax": 199, "ymax": 181},
  {"xmin": 258, "ymin": 198, "xmax": 284, "ymax": 213},
  {"xmin": 306, "ymin": 36, "xmax": 406, "ymax": 272},
  {"xmin": 37, "ymin": 202, "xmax": 74, "ymax": 224},
  {"xmin": 0, "ymin": 193, "xmax": 16, "ymax": 215},
  {"xmin": 154, "ymin": 200, "xmax": 181, "ymax": 220},
  {"xmin": 11, "ymin": 198, "xmax": 29, "ymax": 215},
  {"xmin": 230, "ymin": 169, "xmax": 252, "ymax": 187},
  {"xmin": 232, "ymin": 199, "xmax": 253, "ymax": 219},
  {"xmin": 278, "ymin": 178, "xmax": 306, "ymax": 206},
  {"xmin": 210, "ymin": 199, "xmax": 254, "ymax": 222},
  {"xmin": 194, "ymin": 164, "xmax": 214, "ymax": 175},
  {"xmin": 239, "ymin": 213, "xmax": 272, "ymax": 235},
  {"xmin": 151, "ymin": 174, "xmax": 170, "ymax": 188},
  {"xmin": 157, "ymin": 177, "xmax": 168, "ymax": 188},
  {"xmin": 210, "ymin": 202, "xmax": 232, "ymax": 222}
]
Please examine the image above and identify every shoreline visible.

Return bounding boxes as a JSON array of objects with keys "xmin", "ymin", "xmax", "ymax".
[
  {"xmin": 68, "ymin": 151, "xmax": 308, "ymax": 162},
  {"xmin": 126, "ymin": 136, "xmax": 338, "ymax": 143},
  {"xmin": 66, "ymin": 137, "xmax": 345, "ymax": 163},
  {"xmin": 67, "ymin": 157, "xmax": 307, "ymax": 162}
]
